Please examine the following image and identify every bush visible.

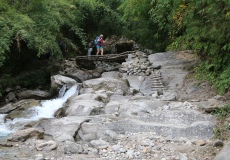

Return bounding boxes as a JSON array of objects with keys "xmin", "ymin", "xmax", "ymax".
[
  {"xmin": 211, "ymin": 105, "xmax": 230, "ymax": 140},
  {"xmin": 211, "ymin": 105, "xmax": 230, "ymax": 119},
  {"xmin": 0, "ymin": 69, "xmax": 50, "ymax": 95},
  {"xmin": 195, "ymin": 63, "xmax": 230, "ymax": 95}
]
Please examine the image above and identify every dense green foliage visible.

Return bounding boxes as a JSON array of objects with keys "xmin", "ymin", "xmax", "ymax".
[
  {"xmin": 76, "ymin": 0, "xmax": 124, "ymax": 39},
  {"xmin": 0, "ymin": 0, "xmax": 123, "ymax": 94},
  {"xmin": 0, "ymin": 0, "xmax": 229, "ymax": 95},
  {"xmin": 0, "ymin": 69, "xmax": 51, "ymax": 94},
  {"xmin": 211, "ymin": 105, "xmax": 230, "ymax": 119},
  {"xmin": 0, "ymin": 0, "xmax": 123, "ymax": 68},
  {"xmin": 118, "ymin": 0, "xmax": 168, "ymax": 50},
  {"xmin": 168, "ymin": 0, "xmax": 230, "ymax": 94},
  {"xmin": 0, "ymin": 0, "xmax": 82, "ymax": 64},
  {"xmin": 119, "ymin": 0, "xmax": 230, "ymax": 94},
  {"xmin": 195, "ymin": 63, "xmax": 230, "ymax": 94},
  {"xmin": 211, "ymin": 105, "xmax": 230, "ymax": 140}
]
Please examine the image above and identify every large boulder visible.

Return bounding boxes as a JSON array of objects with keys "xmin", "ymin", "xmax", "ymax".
[
  {"xmin": 105, "ymin": 96, "xmax": 167, "ymax": 115},
  {"xmin": 63, "ymin": 141, "xmax": 84, "ymax": 154},
  {"xmin": 50, "ymin": 74, "xmax": 77, "ymax": 90},
  {"xmin": 214, "ymin": 141, "xmax": 230, "ymax": 160},
  {"xmin": 79, "ymin": 109, "xmax": 216, "ymax": 141},
  {"xmin": 5, "ymin": 92, "xmax": 17, "ymax": 103},
  {"xmin": 36, "ymin": 140, "xmax": 58, "ymax": 151},
  {"xmin": 66, "ymin": 93, "xmax": 109, "ymax": 104},
  {"xmin": 82, "ymin": 78, "xmax": 130, "ymax": 95},
  {"xmin": 64, "ymin": 68, "xmax": 93, "ymax": 82},
  {"xmin": 101, "ymin": 71, "xmax": 121, "ymax": 79},
  {"xmin": 7, "ymin": 128, "xmax": 44, "ymax": 142},
  {"xmin": 33, "ymin": 116, "xmax": 90, "ymax": 142},
  {"xmin": 66, "ymin": 99, "xmax": 104, "ymax": 116},
  {"xmin": 124, "ymin": 76, "xmax": 153, "ymax": 95},
  {"xmin": 17, "ymin": 90, "xmax": 52, "ymax": 100},
  {"xmin": 0, "ymin": 99, "xmax": 40, "ymax": 114}
]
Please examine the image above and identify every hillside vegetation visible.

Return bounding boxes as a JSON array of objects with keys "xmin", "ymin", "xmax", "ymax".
[{"xmin": 0, "ymin": 0, "xmax": 229, "ymax": 94}]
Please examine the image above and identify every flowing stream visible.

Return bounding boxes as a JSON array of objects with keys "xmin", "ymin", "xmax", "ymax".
[{"xmin": 0, "ymin": 84, "xmax": 79, "ymax": 137}]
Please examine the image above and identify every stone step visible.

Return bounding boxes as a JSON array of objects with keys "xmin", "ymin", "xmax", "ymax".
[
  {"xmin": 152, "ymin": 83, "xmax": 163, "ymax": 85},
  {"xmin": 151, "ymin": 78, "xmax": 163, "ymax": 80},
  {"xmin": 152, "ymin": 84, "xmax": 164, "ymax": 86},
  {"xmin": 152, "ymin": 80, "xmax": 163, "ymax": 83},
  {"xmin": 151, "ymin": 86, "xmax": 165, "ymax": 88}
]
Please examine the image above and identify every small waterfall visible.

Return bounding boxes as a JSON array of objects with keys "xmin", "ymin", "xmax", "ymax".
[
  {"xmin": 58, "ymin": 84, "xmax": 67, "ymax": 98},
  {"xmin": 0, "ymin": 114, "xmax": 11, "ymax": 136},
  {"xmin": 0, "ymin": 84, "xmax": 80, "ymax": 137}
]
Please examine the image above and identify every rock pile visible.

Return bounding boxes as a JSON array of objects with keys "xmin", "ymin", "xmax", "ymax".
[
  {"xmin": 119, "ymin": 51, "xmax": 154, "ymax": 76},
  {"xmin": 0, "ymin": 86, "xmax": 51, "ymax": 107},
  {"xmin": 96, "ymin": 132, "xmax": 211, "ymax": 160}
]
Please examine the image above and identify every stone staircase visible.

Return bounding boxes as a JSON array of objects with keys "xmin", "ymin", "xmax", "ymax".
[{"xmin": 151, "ymin": 71, "xmax": 165, "ymax": 96}]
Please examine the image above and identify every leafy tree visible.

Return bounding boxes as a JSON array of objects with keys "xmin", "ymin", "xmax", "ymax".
[
  {"xmin": 0, "ymin": 0, "xmax": 229, "ymax": 94},
  {"xmin": 118, "ymin": 0, "xmax": 170, "ymax": 51},
  {"xmin": 167, "ymin": 0, "xmax": 230, "ymax": 93},
  {"xmin": 119, "ymin": 0, "xmax": 230, "ymax": 93},
  {"xmin": 0, "ymin": 0, "xmax": 85, "ymax": 69},
  {"xmin": 0, "ymin": 0, "xmax": 124, "ymax": 70},
  {"xmin": 0, "ymin": 0, "xmax": 125, "ymax": 94},
  {"xmin": 76, "ymin": 0, "xmax": 124, "ymax": 40}
]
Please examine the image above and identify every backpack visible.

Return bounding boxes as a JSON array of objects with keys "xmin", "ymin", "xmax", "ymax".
[{"xmin": 94, "ymin": 36, "xmax": 99, "ymax": 45}]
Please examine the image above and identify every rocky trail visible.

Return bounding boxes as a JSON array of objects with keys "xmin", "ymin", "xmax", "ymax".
[{"xmin": 0, "ymin": 51, "xmax": 229, "ymax": 160}]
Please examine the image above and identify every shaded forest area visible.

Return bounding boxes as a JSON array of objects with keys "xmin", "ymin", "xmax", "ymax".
[{"xmin": 0, "ymin": 0, "xmax": 229, "ymax": 95}]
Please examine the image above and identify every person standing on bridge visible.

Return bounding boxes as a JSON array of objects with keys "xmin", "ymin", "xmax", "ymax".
[
  {"xmin": 87, "ymin": 41, "xmax": 93, "ymax": 56},
  {"xmin": 96, "ymin": 34, "xmax": 104, "ymax": 56}
]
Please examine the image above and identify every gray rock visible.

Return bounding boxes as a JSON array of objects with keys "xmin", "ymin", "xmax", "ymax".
[
  {"xmin": 36, "ymin": 140, "xmax": 58, "ymax": 151},
  {"xmin": 5, "ymin": 87, "xmax": 13, "ymax": 93},
  {"xmin": 5, "ymin": 92, "xmax": 17, "ymax": 102},
  {"xmin": 105, "ymin": 130, "xmax": 117, "ymax": 140},
  {"xmin": 83, "ymin": 78, "xmax": 129, "ymax": 95},
  {"xmin": 127, "ymin": 150, "xmax": 135, "ymax": 158},
  {"xmin": 119, "ymin": 147, "xmax": 127, "ymax": 153},
  {"xmin": 90, "ymin": 139, "xmax": 109, "ymax": 149},
  {"xmin": 112, "ymin": 144, "xmax": 121, "ymax": 152},
  {"xmin": 17, "ymin": 90, "xmax": 51, "ymax": 100},
  {"xmin": 104, "ymin": 101, "xmax": 121, "ymax": 114},
  {"xmin": 79, "ymin": 132, "xmax": 97, "ymax": 142},
  {"xmin": 51, "ymin": 74, "xmax": 77, "ymax": 90},
  {"xmin": 2, "ymin": 100, "xmax": 40, "ymax": 122},
  {"xmin": 179, "ymin": 153, "xmax": 188, "ymax": 160},
  {"xmin": 213, "ymin": 139, "xmax": 224, "ymax": 147},
  {"xmin": 160, "ymin": 91, "xmax": 176, "ymax": 101},
  {"xmin": 64, "ymin": 141, "xmax": 83, "ymax": 154},
  {"xmin": 35, "ymin": 153, "xmax": 44, "ymax": 160},
  {"xmin": 214, "ymin": 141, "xmax": 230, "ymax": 160},
  {"xmin": 101, "ymin": 71, "xmax": 121, "ymax": 79},
  {"xmin": 65, "ymin": 100, "xmax": 104, "ymax": 116},
  {"xmin": 8, "ymin": 128, "xmax": 44, "ymax": 142},
  {"xmin": 34, "ymin": 116, "xmax": 90, "ymax": 142},
  {"xmin": 105, "ymin": 110, "xmax": 216, "ymax": 140},
  {"xmin": 64, "ymin": 68, "xmax": 92, "ymax": 82},
  {"xmin": 0, "ymin": 103, "xmax": 14, "ymax": 114}
]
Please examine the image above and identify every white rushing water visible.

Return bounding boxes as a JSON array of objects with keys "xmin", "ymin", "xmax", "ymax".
[{"xmin": 0, "ymin": 84, "xmax": 79, "ymax": 137}]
